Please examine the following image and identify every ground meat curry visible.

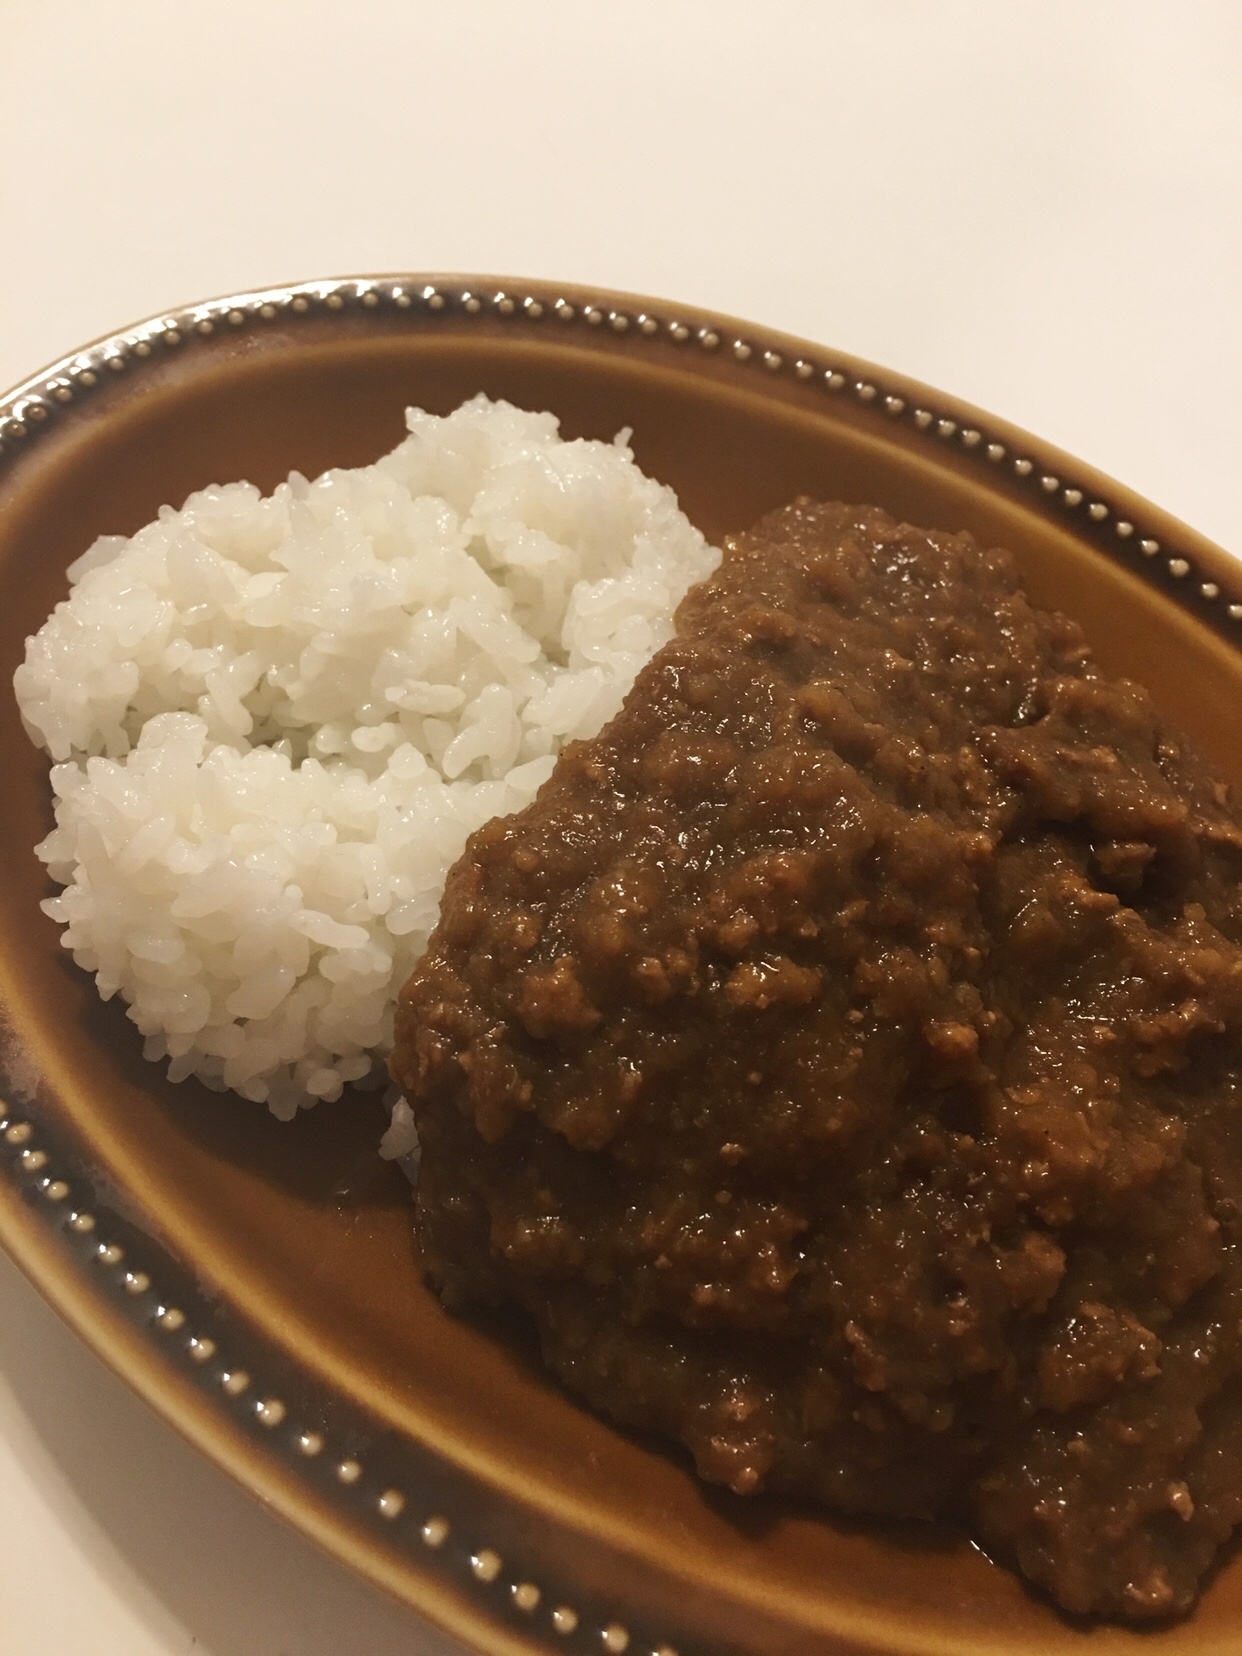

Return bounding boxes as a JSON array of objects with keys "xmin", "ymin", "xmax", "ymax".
[{"xmin": 390, "ymin": 501, "xmax": 1242, "ymax": 1621}]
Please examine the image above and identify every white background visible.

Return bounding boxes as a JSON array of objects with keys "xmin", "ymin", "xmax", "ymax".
[{"xmin": 0, "ymin": 3, "xmax": 1239, "ymax": 1652}]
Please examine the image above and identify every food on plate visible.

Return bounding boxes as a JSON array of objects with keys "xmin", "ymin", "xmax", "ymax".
[
  {"xmin": 393, "ymin": 499, "xmax": 1242, "ymax": 1621},
  {"xmin": 13, "ymin": 397, "xmax": 718, "ymax": 1117}
]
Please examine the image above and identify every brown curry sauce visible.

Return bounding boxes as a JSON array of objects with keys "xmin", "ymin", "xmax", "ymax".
[{"xmin": 391, "ymin": 501, "xmax": 1242, "ymax": 1620}]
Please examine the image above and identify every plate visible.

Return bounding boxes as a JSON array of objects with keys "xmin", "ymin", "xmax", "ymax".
[{"xmin": 1, "ymin": 276, "xmax": 1241, "ymax": 1656}]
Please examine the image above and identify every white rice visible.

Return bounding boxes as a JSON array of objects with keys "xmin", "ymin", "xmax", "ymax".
[{"xmin": 15, "ymin": 396, "xmax": 718, "ymax": 1118}]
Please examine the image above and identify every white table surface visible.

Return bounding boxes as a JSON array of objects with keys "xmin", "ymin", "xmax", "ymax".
[{"xmin": 1, "ymin": 3, "xmax": 1239, "ymax": 1652}]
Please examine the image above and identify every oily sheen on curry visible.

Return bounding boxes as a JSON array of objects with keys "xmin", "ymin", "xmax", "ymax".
[{"xmin": 394, "ymin": 500, "xmax": 1242, "ymax": 1622}]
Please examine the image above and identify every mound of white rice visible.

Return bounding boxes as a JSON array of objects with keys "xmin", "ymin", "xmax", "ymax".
[{"xmin": 16, "ymin": 396, "xmax": 718, "ymax": 1118}]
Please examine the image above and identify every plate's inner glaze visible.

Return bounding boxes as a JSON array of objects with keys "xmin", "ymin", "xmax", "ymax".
[{"xmin": 2, "ymin": 306, "xmax": 1241, "ymax": 1656}]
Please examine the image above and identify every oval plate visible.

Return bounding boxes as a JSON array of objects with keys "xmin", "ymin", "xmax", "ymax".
[{"xmin": 1, "ymin": 277, "xmax": 1241, "ymax": 1656}]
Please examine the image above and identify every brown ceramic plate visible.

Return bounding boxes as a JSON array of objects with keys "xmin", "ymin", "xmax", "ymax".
[{"xmin": 1, "ymin": 276, "xmax": 1241, "ymax": 1656}]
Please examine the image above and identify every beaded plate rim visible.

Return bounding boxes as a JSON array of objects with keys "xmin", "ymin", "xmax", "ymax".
[
  {"xmin": 0, "ymin": 273, "xmax": 1240, "ymax": 1656},
  {"xmin": 2, "ymin": 272, "xmax": 1237, "ymax": 620}
]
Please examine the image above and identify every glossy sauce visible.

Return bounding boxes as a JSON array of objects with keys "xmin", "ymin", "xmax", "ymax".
[{"xmin": 392, "ymin": 501, "xmax": 1242, "ymax": 1620}]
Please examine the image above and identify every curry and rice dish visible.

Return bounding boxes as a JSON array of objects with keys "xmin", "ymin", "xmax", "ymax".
[
  {"xmin": 393, "ymin": 499, "xmax": 1242, "ymax": 1622},
  {"xmin": 18, "ymin": 400, "xmax": 1242, "ymax": 1623}
]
